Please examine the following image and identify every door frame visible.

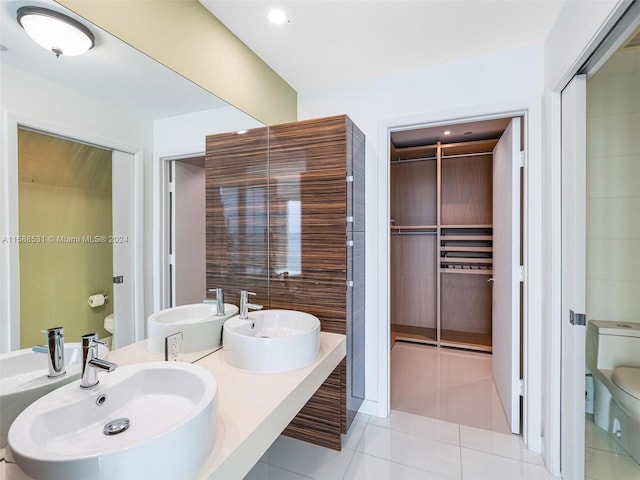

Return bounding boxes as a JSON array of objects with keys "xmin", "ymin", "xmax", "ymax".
[
  {"xmin": 0, "ymin": 112, "xmax": 145, "ymax": 352},
  {"xmin": 376, "ymin": 98, "xmax": 543, "ymax": 452},
  {"xmin": 156, "ymin": 151, "xmax": 206, "ymax": 311}
]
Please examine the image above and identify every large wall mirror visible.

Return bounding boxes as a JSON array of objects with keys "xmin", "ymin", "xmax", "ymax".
[{"xmin": 0, "ymin": 0, "xmax": 264, "ymax": 354}]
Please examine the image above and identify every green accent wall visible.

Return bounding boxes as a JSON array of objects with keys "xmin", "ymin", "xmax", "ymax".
[{"xmin": 18, "ymin": 129, "xmax": 113, "ymax": 348}]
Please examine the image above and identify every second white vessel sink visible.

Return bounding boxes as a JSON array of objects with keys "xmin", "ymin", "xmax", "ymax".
[
  {"xmin": 223, "ymin": 310, "xmax": 320, "ymax": 373},
  {"xmin": 147, "ymin": 302, "xmax": 239, "ymax": 354},
  {"xmin": 0, "ymin": 342, "xmax": 108, "ymax": 449},
  {"xmin": 7, "ymin": 362, "xmax": 218, "ymax": 480}
]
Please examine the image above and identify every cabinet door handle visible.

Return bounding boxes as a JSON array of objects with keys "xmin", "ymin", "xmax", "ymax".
[{"xmin": 487, "ymin": 278, "xmax": 495, "ymax": 283}]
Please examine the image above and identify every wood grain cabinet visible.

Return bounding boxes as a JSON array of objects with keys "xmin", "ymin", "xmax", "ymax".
[{"xmin": 206, "ymin": 115, "xmax": 365, "ymax": 450}]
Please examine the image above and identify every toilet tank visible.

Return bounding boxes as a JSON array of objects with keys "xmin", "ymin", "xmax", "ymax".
[{"xmin": 587, "ymin": 320, "xmax": 640, "ymax": 371}]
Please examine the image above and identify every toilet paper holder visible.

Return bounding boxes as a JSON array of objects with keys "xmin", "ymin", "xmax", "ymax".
[{"xmin": 88, "ymin": 294, "xmax": 109, "ymax": 308}]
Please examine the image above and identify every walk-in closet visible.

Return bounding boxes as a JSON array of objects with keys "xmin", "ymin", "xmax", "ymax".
[{"xmin": 390, "ymin": 116, "xmax": 524, "ymax": 434}]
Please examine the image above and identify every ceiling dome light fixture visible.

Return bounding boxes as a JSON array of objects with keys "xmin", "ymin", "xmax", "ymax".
[
  {"xmin": 267, "ymin": 9, "xmax": 288, "ymax": 25},
  {"xmin": 17, "ymin": 6, "xmax": 95, "ymax": 58}
]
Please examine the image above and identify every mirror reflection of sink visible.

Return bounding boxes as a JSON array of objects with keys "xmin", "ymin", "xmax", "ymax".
[
  {"xmin": 0, "ymin": 342, "xmax": 108, "ymax": 449},
  {"xmin": 223, "ymin": 310, "xmax": 320, "ymax": 373},
  {"xmin": 147, "ymin": 303, "xmax": 239, "ymax": 354},
  {"xmin": 7, "ymin": 362, "xmax": 218, "ymax": 480}
]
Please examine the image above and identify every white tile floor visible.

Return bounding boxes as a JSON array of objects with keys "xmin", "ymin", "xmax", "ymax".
[
  {"xmin": 245, "ymin": 343, "xmax": 552, "ymax": 480},
  {"xmin": 391, "ymin": 342, "xmax": 510, "ymax": 434},
  {"xmin": 585, "ymin": 414, "xmax": 640, "ymax": 479},
  {"xmin": 244, "ymin": 410, "xmax": 555, "ymax": 480}
]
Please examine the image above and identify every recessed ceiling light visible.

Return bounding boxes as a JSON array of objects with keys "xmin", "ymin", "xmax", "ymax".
[
  {"xmin": 268, "ymin": 9, "xmax": 288, "ymax": 25},
  {"xmin": 444, "ymin": 130, "xmax": 451, "ymax": 136}
]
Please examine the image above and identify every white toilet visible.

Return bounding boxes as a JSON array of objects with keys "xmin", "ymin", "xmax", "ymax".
[
  {"xmin": 103, "ymin": 313, "xmax": 114, "ymax": 349},
  {"xmin": 586, "ymin": 320, "xmax": 640, "ymax": 463}
]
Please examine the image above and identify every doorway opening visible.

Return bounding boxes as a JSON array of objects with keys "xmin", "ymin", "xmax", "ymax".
[
  {"xmin": 388, "ymin": 115, "xmax": 524, "ymax": 435},
  {"xmin": 167, "ymin": 156, "xmax": 206, "ymax": 307},
  {"xmin": 14, "ymin": 127, "xmax": 138, "ymax": 350}
]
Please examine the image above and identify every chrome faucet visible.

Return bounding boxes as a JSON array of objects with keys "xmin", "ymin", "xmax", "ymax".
[
  {"xmin": 39, "ymin": 327, "xmax": 66, "ymax": 378},
  {"xmin": 207, "ymin": 287, "xmax": 225, "ymax": 315},
  {"xmin": 80, "ymin": 333, "xmax": 117, "ymax": 389},
  {"xmin": 239, "ymin": 291, "xmax": 262, "ymax": 319}
]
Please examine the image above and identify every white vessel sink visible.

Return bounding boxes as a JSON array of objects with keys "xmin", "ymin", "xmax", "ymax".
[
  {"xmin": 223, "ymin": 310, "xmax": 320, "ymax": 373},
  {"xmin": 7, "ymin": 362, "xmax": 218, "ymax": 480},
  {"xmin": 147, "ymin": 302, "xmax": 239, "ymax": 354},
  {"xmin": 0, "ymin": 342, "xmax": 108, "ymax": 449}
]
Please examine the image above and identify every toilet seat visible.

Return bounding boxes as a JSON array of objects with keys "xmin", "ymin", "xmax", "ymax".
[{"xmin": 612, "ymin": 367, "xmax": 640, "ymax": 401}]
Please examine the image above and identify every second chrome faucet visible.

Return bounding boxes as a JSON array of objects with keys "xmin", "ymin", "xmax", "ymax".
[
  {"xmin": 80, "ymin": 333, "xmax": 117, "ymax": 389},
  {"xmin": 239, "ymin": 291, "xmax": 262, "ymax": 319}
]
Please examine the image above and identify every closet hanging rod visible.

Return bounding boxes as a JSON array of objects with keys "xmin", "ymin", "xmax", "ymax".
[
  {"xmin": 441, "ymin": 151, "xmax": 493, "ymax": 159},
  {"xmin": 391, "ymin": 230, "xmax": 438, "ymax": 235},
  {"xmin": 391, "ymin": 156, "xmax": 437, "ymax": 164}
]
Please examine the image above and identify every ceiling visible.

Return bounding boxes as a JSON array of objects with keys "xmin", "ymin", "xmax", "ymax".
[
  {"xmin": 391, "ymin": 117, "xmax": 512, "ymax": 148},
  {"xmin": 0, "ymin": 0, "xmax": 229, "ymax": 122},
  {"xmin": 200, "ymin": 0, "xmax": 566, "ymax": 94}
]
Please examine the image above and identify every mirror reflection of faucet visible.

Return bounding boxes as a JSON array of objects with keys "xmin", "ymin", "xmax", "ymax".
[
  {"xmin": 206, "ymin": 287, "xmax": 225, "ymax": 315},
  {"xmin": 37, "ymin": 327, "xmax": 66, "ymax": 378}
]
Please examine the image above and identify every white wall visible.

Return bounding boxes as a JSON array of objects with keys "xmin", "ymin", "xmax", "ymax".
[
  {"xmin": 586, "ymin": 48, "xmax": 640, "ymax": 323},
  {"xmin": 298, "ymin": 45, "xmax": 545, "ymax": 444},
  {"xmin": 544, "ymin": 0, "xmax": 626, "ymax": 91},
  {"xmin": 152, "ymin": 107, "xmax": 262, "ymax": 313},
  {"xmin": 0, "ymin": 64, "xmax": 150, "ymax": 353}
]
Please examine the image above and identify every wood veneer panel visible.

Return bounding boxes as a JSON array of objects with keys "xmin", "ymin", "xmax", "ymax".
[
  {"xmin": 391, "ymin": 160, "xmax": 437, "ymax": 226},
  {"xmin": 283, "ymin": 361, "xmax": 344, "ymax": 450},
  {"xmin": 440, "ymin": 272, "xmax": 492, "ymax": 338},
  {"xmin": 441, "ymin": 154, "xmax": 492, "ymax": 226},
  {"xmin": 205, "ymin": 127, "xmax": 269, "ymax": 307},
  {"xmin": 390, "ymin": 234, "xmax": 437, "ymax": 328}
]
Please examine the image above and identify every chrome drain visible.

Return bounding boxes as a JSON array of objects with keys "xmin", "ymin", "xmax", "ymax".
[{"xmin": 103, "ymin": 418, "xmax": 130, "ymax": 436}]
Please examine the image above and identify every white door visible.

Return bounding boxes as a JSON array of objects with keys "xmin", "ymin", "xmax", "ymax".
[
  {"xmin": 492, "ymin": 117, "xmax": 522, "ymax": 435},
  {"xmin": 112, "ymin": 150, "xmax": 136, "ymax": 348},
  {"xmin": 560, "ymin": 75, "xmax": 587, "ymax": 480}
]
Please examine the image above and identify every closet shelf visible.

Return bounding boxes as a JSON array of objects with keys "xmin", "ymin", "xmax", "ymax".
[
  {"xmin": 390, "ymin": 225, "xmax": 437, "ymax": 233},
  {"xmin": 440, "ymin": 257, "xmax": 492, "ymax": 264},
  {"xmin": 441, "ymin": 224, "xmax": 492, "ymax": 229},
  {"xmin": 441, "ymin": 235, "xmax": 492, "ymax": 241},
  {"xmin": 440, "ymin": 268, "xmax": 493, "ymax": 276},
  {"xmin": 441, "ymin": 246, "xmax": 492, "ymax": 253}
]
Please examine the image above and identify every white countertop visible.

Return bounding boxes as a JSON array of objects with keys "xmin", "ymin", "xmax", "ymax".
[
  {"xmin": 1, "ymin": 333, "xmax": 346, "ymax": 480},
  {"xmin": 193, "ymin": 332, "xmax": 346, "ymax": 479},
  {"xmin": 110, "ymin": 333, "xmax": 347, "ymax": 479}
]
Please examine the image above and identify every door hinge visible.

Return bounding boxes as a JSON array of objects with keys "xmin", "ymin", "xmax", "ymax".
[
  {"xmin": 346, "ymin": 175, "xmax": 354, "ymax": 183},
  {"xmin": 346, "ymin": 216, "xmax": 354, "ymax": 223},
  {"xmin": 113, "ymin": 275, "xmax": 124, "ymax": 284},
  {"xmin": 347, "ymin": 240, "xmax": 354, "ymax": 247},
  {"xmin": 168, "ymin": 179, "xmax": 175, "ymax": 193},
  {"xmin": 519, "ymin": 265, "xmax": 525, "ymax": 282},
  {"xmin": 519, "ymin": 151, "xmax": 525, "ymax": 168},
  {"xmin": 570, "ymin": 310, "xmax": 586, "ymax": 326},
  {"xmin": 519, "ymin": 379, "xmax": 525, "ymax": 396}
]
